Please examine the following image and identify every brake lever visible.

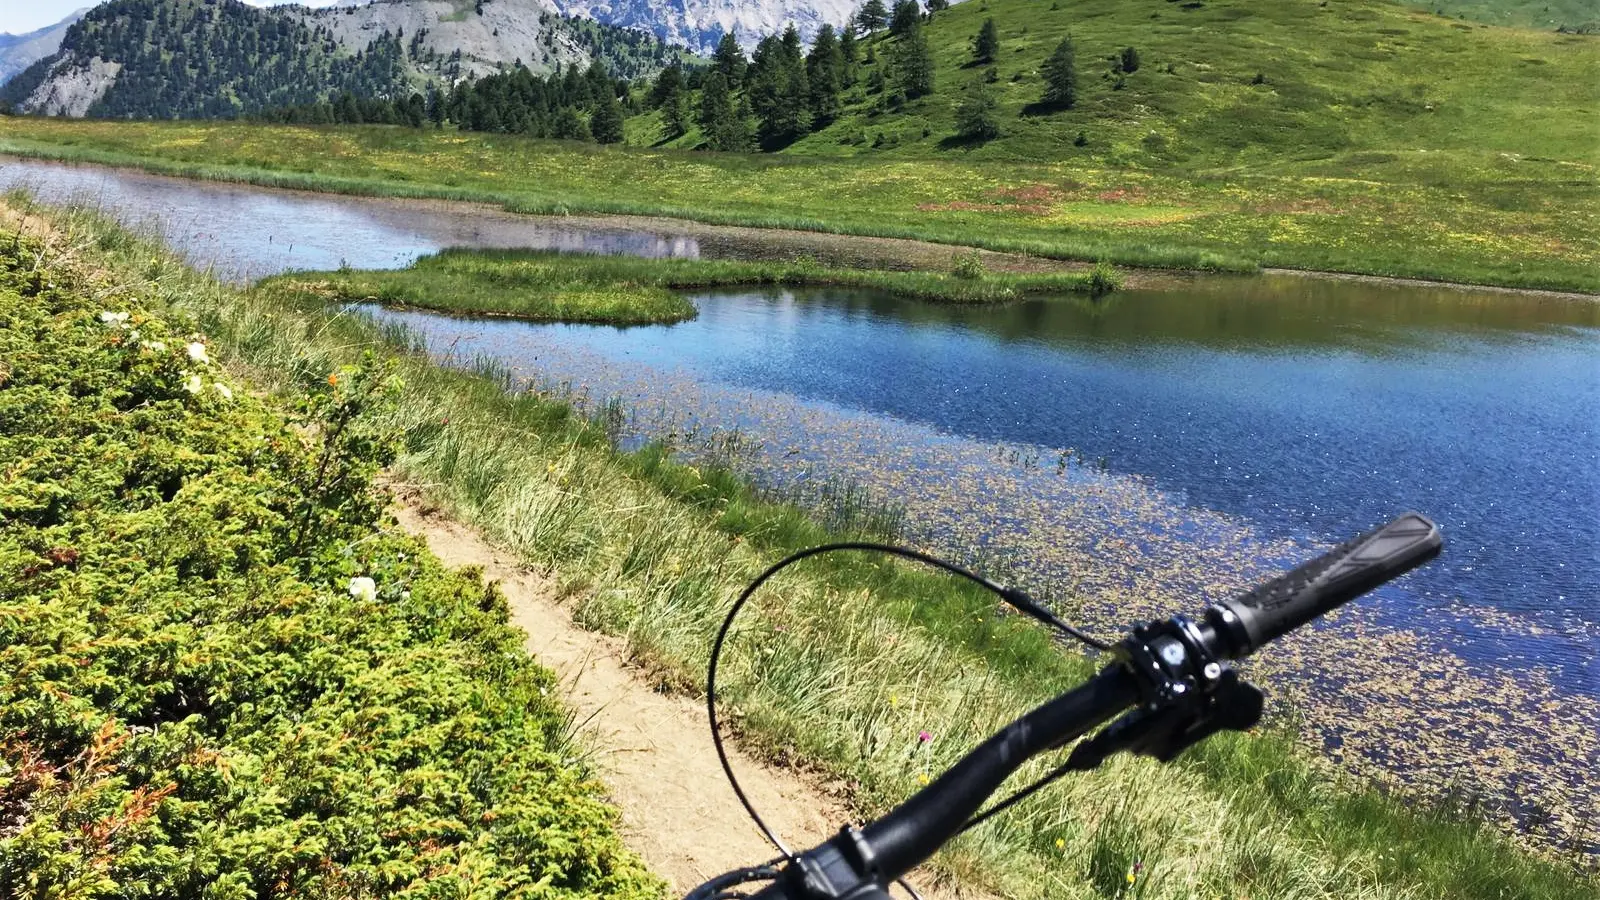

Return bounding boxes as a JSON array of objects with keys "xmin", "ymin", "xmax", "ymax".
[{"xmin": 1065, "ymin": 670, "xmax": 1263, "ymax": 770}]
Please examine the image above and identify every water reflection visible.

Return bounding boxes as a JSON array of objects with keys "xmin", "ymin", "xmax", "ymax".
[
  {"xmin": 360, "ymin": 285, "xmax": 1600, "ymax": 675},
  {"xmin": 825, "ymin": 274, "xmax": 1600, "ymax": 350},
  {"xmin": 0, "ymin": 157, "xmax": 702, "ymax": 280}
]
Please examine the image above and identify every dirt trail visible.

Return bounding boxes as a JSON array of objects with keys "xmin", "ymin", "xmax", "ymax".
[{"xmin": 392, "ymin": 499, "xmax": 977, "ymax": 898}]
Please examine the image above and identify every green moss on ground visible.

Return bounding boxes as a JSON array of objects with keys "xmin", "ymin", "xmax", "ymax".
[{"xmin": 0, "ymin": 229, "xmax": 661, "ymax": 899}]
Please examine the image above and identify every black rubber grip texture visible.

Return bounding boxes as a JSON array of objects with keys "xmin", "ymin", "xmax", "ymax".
[{"xmin": 1213, "ymin": 512, "xmax": 1441, "ymax": 655}]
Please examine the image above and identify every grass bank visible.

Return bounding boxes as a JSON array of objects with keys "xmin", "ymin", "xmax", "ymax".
[
  {"xmin": 275, "ymin": 248, "xmax": 1118, "ymax": 325},
  {"xmin": 12, "ymin": 194, "xmax": 1594, "ymax": 898},
  {"xmin": 0, "ymin": 214, "xmax": 658, "ymax": 898},
  {"xmin": 2, "ymin": 117, "xmax": 1596, "ymax": 293}
]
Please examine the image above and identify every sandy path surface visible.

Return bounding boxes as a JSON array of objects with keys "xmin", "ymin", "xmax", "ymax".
[{"xmin": 392, "ymin": 498, "xmax": 984, "ymax": 899}]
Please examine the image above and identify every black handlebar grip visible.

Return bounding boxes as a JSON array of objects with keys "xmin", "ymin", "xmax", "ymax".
[{"xmin": 1207, "ymin": 512, "xmax": 1441, "ymax": 658}]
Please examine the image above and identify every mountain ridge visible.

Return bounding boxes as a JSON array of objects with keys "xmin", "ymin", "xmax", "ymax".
[
  {"xmin": 0, "ymin": 9, "xmax": 90, "ymax": 86},
  {"xmin": 2, "ymin": 0, "xmax": 684, "ymax": 117}
]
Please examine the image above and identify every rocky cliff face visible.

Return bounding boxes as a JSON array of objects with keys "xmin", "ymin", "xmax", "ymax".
[
  {"xmin": 283, "ymin": 0, "xmax": 585, "ymax": 82},
  {"xmin": 321, "ymin": 0, "xmax": 857, "ymax": 53},
  {"xmin": 556, "ymin": 0, "xmax": 857, "ymax": 53}
]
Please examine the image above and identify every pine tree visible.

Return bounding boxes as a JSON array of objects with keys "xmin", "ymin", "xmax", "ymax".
[
  {"xmin": 553, "ymin": 105, "xmax": 591, "ymax": 141},
  {"xmin": 838, "ymin": 24, "xmax": 860, "ymax": 85},
  {"xmin": 749, "ymin": 27, "xmax": 811, "ymax": 148},
  {"xmin": 955, "ymin": 79, "xmax": 1000, "ymax": 140},
  {"xmin": 889, "ymin": 0, "xmax": 922, "ymax": 38},
  {"xmin": 426, "ymin": 84, "xmax": 446, "ymax": 126},
  {"xmin": 713, "ymin": 32, "xmax": 747, "ymax": 89},
  {"xmin": 583, "ymin": 60, "xmax": 613, "ymax": 108},
  {"xmin": 857, "ymin": 0, "xmax": 890, "ymax": 34},
  {"xmin": 1119, "ymin": 46, "xmax": 1140, "ymax": 73},
  {"xmin": 972, "ymin": 17, "xmax": 999, "ymax": 64},
  {"xmin": 807, "ymin": 24, "xmax": 844, "ymax": 127},
  {"xmin": 591, "ymin": 88, "xmax": 625, "ymax": 143},
  {"xmin": 1041, "ymin": 36, "xmax": 1077, "ymax": 108},
  {"xmin": 894, "ymin": 16, "xmax": 934, "ymax": 99},
  {"xmin": 650, "ymin": 62, "xmax": 684, "ymax": 109},
  {"xmin": 698, "ymin": 70, "xmax": 745, "ymax": 151},
  {"xmin": 661, "ymin": 89, "xmax": 691, "ymax": 139}
]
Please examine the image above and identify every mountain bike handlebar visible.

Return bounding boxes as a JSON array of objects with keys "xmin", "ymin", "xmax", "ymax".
[{"xmin": 689, "ymin": 513, "xmax": 1441, "ymax": 900}]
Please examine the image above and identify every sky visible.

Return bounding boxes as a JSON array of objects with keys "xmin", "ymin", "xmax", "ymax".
[{"xmin": 1, "ymin": 1, "xmax": 345, "ymax": 37}]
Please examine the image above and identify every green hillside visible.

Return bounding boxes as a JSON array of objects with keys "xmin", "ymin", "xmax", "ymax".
[
  {"xmin": 1405, "ymin": 0, "xmax": 1600, "ymax": 31},
  {"xmin": 1, "ymin": 0, "xmax": 1595, "ymax": 289},
  {"xmin": 637, "ymin": 0, "xmax": 1598, "ymax": 170}
]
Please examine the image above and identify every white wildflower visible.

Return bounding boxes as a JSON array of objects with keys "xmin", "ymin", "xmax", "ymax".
[
  {"xmin": 348, "ymin": 576, "xmax": 377, "ymax": 603},
  {"xmin": 400, "ymin": 590, "xmax": 411, "ymax": 601},
  {"xmin": 184, "ymin": 374, "xmax": 203, "ymax": 394},
  {"xmin": 186, "ymin": 342, "xmax": 210, "ymax": 364},
  {"xmin": 213, "ymin": 382, "xmax": 234, "ymax": 401},
  {"xmin": 99, "ymin": 311, "xmax": 130, "ymax": 328},
  {"xmin": 146, "ymin": 341, "xmax": 167, "ymax": 353}
]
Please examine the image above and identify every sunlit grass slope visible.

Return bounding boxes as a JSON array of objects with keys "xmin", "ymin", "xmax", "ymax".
[
  {"xmin": 1403, "ymin": 0, "xmax": 1600, "ymax": 30},
  {"xmin": 763, "ymin": 0, "xmax": 1598, "ymax": 168}
]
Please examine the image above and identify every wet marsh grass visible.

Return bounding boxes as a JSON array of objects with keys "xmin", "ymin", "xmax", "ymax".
[
  {"xmin": 267, "ymin": 247, "xmax": 1113, "ymax": 325},
  {"xmin": 11, "ymin": 193, "xmax": 1596, "ymax": 899}
]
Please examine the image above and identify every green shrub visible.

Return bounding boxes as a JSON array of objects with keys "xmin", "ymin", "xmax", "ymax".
[
  {"xmin": 952, "ymin": 249, "xmax": 988, "ymax": 280},
  {"xmin": 0, "ymin": 236, "xmax": 660, "ymax": 899},
  {"xmin": 1088, "ymin": 259, "xmax": 1124, "ymax": 294}
]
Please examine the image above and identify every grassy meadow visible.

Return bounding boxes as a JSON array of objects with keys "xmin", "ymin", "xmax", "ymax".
[
  {"xmin": 4, "ymin": 117, "xmax": 1594, "ymax": 291},
  {"xmin": 274, "ymin": 247, "xmax": 1117, "ymax": 324},
  {"xmin": 9, "ymin": 192, "xmax": 1595, "ymax": 898},
  {"xmin": 2, "ymin": 0, "xmax": 1593, "ymax": 289}
]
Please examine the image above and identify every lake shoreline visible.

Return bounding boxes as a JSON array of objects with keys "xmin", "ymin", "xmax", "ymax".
[{"xmin": 4, "ymin": 150, "xmax": 1596, "ymax": 302}]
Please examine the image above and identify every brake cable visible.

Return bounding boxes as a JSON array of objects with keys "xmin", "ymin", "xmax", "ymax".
[{"xmin": 704, "ymin": 542, "xmax": 1114, "ymax": 894}]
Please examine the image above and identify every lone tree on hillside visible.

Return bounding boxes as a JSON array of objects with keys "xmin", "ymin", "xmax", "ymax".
[
  {"xmin": 839, "ymin": 23, "xmax": 860, "ymax": 84},
  {"xmin": 895, "ymin": 14, "xmax": 935, "ymax": 99},
  {"xmin": 1120, "ymin": 46, "xmax": 1140, "ymax": 73},
  {"xmin": 889, "ymin": 0, "xmax": 922, "ymax": 37},
  {"xmin": 972, "ymin": 17, "xmax": 999, "ymax": 64},
  {"xmin": 857, "ymin": 0, "xmax": 890, "ymax": 34},
  {"xmin": 807, "ymin": 24, "xmax": 846, "ymax": 126},
  {"xmin": 954, "ymin": 79, "xmax": 1000, "ymax": 141},
  {"xmin": 1041, "ymin": 35, "xmax": 1078, "ymax": 109}
]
